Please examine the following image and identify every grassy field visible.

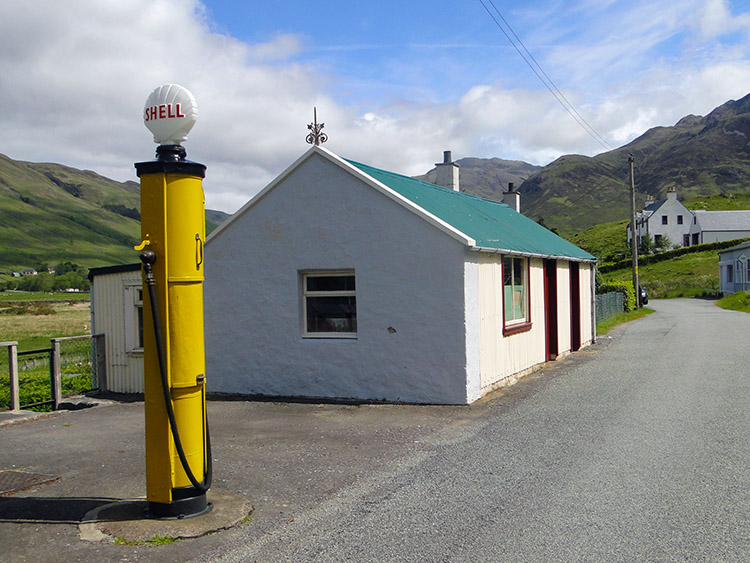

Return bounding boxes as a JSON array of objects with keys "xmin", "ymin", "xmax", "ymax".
[
  {"xmin": 601, "ymin": 249, "xmax": 720, "ymax": 299},
  {"xmin": 0, "ymin": 290, "xmax": 90, "ymax": 302},
  {"xmin": 1, "ymin": 295, "xmax": 92, "ymax": 410},
  {"xmin": 0, "ymin": 300, "xmax": 90, "ymax": 351},
  {"xmin": 716, "ymin": 290, "xmax": 750, "ymax": 313},
  {"xmin": 596, "ymin": 307, "xmax": 655, "ymax": 335}
]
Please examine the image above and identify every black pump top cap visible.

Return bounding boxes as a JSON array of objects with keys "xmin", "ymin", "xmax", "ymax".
[{"xmin": 134, "ymin": 144, "xmax": 206, "ymax": 178}]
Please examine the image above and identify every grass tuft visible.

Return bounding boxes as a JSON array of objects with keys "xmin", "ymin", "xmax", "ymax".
[
  {"xmin": 715, "ymin": 291, "xmax": 750, "ymax": 313},
  {"xmin": 114, "ymin": 535, "xmax": 177, "ymax": 546}
]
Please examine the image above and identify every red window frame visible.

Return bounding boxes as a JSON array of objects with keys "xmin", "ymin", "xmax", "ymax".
[{"xmin": 501, "ymin": 256, "xmax": 532, "ymax": 336}]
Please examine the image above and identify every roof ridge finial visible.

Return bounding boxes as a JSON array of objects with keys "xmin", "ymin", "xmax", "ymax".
[{"xmin": 306, "ymin": 107, "xmax": 328, "ymax": 146}]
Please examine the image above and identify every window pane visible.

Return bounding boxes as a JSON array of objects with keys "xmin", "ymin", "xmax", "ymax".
[
  {"xmin": 307, "ymin": 275, "xmax": 355, "ymax": 292},
  {"xmin": 307, "ymin": 296, "xmax": 357, "ymax": 333},
  {"xmin": 504, "ymin": 284, "xmax": 514, "ymax": 320},
  {"xmin": 503, "ymin": 257, "xmax": 526, "ymax": 322}
]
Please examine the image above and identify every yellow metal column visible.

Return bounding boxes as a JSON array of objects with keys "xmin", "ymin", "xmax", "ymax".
[{"xmin": 136, "ymin": 144, "xmax": 210, "ymax": 518}]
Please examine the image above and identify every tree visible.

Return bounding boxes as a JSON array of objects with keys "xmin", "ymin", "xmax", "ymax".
[{"xmin": 638, "ymin": 234, "xmax": 656, "ymax": 255}]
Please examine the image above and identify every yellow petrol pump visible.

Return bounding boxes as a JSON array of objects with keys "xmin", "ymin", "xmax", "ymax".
[{"xmin": 135, "ymin": 84, "xmax": 211, "ymax": 518}]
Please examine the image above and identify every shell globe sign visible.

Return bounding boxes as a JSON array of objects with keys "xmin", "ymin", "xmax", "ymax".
[{"xmin": 143, "ymin": 84, "xmax": 198, "ymax": 146}]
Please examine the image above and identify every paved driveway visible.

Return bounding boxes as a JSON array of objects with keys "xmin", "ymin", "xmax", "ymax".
[{"xmin": 1, "ymin": 298, "xmax": 748, "ymax": 562}]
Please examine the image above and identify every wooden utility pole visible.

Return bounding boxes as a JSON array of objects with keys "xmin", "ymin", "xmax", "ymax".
[{"xmin": 629, "ymin": 153, "xmax": 640, "ymax": 308}]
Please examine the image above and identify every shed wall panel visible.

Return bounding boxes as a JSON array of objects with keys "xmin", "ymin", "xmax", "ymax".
[{"xmin": 91, "ymin": 270, "xmax": 144, "ymax": 393}]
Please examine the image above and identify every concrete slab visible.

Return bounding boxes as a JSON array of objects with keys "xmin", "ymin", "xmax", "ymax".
[{"xmin": 79, "ymin": 489, "xmax": 253, "ymax": 544}]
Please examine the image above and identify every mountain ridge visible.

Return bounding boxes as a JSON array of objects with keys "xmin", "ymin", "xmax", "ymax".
[
  {"xmin": 3, "ymin": 93, "xmax": 749, "ymax": 271},
  {"xmin": 419, "ymin": 93, "xmax": 750, "ymax": 234},
  {"xmin": 0, "ymin": 153, "xmax": 229, "ymax": 272}
]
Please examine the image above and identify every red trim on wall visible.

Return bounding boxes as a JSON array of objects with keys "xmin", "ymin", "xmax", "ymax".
[{"xmin": 503, "ymin": 321, "xmax": 532, "ymax": 336}]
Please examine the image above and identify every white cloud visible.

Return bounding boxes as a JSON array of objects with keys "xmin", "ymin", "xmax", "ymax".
[{"xmin": 0, "ymin": 0, "xmax": 748, "ymax": 213}]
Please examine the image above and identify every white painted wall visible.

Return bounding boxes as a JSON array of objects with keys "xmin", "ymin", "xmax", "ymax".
[
  {"xmin": 205, "ymin": 153, "xmax": 472, "ymax": 404},
  {"xmin": 719, "ymin": 246, "xmax": 750, "ymax": 295},
  {"xmin": 691, "ymin": 229, "xmax": 750, "ymax": 245},
  {"xmin": 463, "ymin": 255, "xmax": 481, "ymax": 403},
  {"xmin": 631, "ymin": 192, "xmax": 692, "ymax": 248},
  {"xmin": 90, "ymin": 269, "xmax": 144, "ymax": 393}
]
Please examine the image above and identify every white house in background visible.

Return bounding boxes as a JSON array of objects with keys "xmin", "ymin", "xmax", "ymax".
[
  {"xmin": 627, "ymin": 187, "xmax": 692, "ymax": 248},
  {"xmin": 88, "ymin": 263, "xmax": 144, "ymax": 393},
  {"xmin": 718, "ymin": 240, "xmax": 750, "ymax": 295},
  {"xmin": 688, "ymin": 210, "xmax": 750, "ymax": 245},
  {"xmin": 204, "ymin": 146, "xmax": 597, "ymax": 405}
]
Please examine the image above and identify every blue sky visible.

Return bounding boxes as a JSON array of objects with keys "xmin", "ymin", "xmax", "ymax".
[{"xmin": 1, "ymin": 0, "xmax": 749, "ymax": 212}]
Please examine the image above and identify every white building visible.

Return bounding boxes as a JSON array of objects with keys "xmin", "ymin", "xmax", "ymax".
[
  {"xmin": 204, "ymin": 146, "xmax": 597, "ymax": 405},
  {"xmin": 718, "ymin": 240, "xmax": 750, "ymax": 295},
  {"xmin": 688, "ymin": 210, "xmax": 750, "ymax": 245},
  {"xmin": 627, "ymin": 187, "xmax": 692, "ymax": 248}
]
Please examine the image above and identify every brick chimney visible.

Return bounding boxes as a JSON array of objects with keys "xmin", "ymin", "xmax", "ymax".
[
  {"xmin": 502, "ymin": 182, "xmax": 520, "ymax": 212},
  {"xmin": 435, "ymin": 150, "xmax": 459, "ymax": 191},
  {"xmin": 666, "ymin": 186, "xmax": 677, "ymax": 201}
]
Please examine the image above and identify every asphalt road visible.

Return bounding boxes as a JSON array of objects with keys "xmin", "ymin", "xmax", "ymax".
[
  {"xmin": 197, "ymin": 298, "xmax": 750, "ymax": 562},
  {"xmin": 1, "ymin": 298, "xmax": 748, "ymax": 562}
]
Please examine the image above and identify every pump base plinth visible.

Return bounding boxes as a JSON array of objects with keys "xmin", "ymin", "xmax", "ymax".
[{"xmin": 145, "ymin": 487, "xmax": 212, "ymax": 520}]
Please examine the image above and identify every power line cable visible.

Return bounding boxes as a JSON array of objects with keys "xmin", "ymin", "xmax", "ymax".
[{"xmin": 478, "ymin": 0, "xmax": 614, "ymax": 152}]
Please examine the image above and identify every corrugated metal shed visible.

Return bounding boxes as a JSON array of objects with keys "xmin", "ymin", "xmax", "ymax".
[
  {"xmin": 89, "ymin": 263, "xmax": 144, "ymax": 394},
  {"xmin": 347, "ymin": 159, "xmax": 595, "ymax": 262}
]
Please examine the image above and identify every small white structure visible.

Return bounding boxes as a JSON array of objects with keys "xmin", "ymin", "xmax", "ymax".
[
  {"xmin": 204, "ymin": 146, "xmax": 596, "ymax": 405},
  {"xmin": 718, "ymin": 240, "xmax": 750, "ymax": 295},
  {"xmin": 628, "ymin": 187, "xmax": 692, "ymax": 248},
  {"xmin": 88, "ymin": 263, "xmax": 144, "ymax": 393},
  {"xmin": 688, "ymin": 210, "xmax": 750, "ymax": 245}
]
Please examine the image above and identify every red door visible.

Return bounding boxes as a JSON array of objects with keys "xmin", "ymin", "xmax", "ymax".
[{"xmin": 544, "ymin": 259, "xmax": 558, "ymax": 361}]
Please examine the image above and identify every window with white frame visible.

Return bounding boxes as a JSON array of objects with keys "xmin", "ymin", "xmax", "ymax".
[
  {"xmin": 503, "ymin": 256, "xmax": 529, "ymax": 329},
  {"xmin": 124, "ymin": 283, "xmax": 144, "ymax": 353},
  {"xmin": 302, "ymin": 271, "xmax": 357, "ymax": 337},
  {"xmin": 737, "ymin": 255, "xmax": 748, "ymax": 284}
]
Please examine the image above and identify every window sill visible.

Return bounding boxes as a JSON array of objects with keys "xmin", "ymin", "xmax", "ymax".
[
  {"xmin": 503, "ymin": 321, "xmax": 532, "ymax": 336},
  {"xmin": 303, "ymin": 333, "xmax": 358, "ymax": 339}
]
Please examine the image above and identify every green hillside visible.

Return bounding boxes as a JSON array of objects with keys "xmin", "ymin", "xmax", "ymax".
[
  {"xmin": 519, "ymin": 93, "xmax": 750, "ymax": 234},
  {"xmin": 0, "ymin": 154, "xmax": 229, "ymax": 273}
]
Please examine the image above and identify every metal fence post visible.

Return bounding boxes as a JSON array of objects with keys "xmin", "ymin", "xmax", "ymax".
[
  {"xmin": 3, "ymin": 342, "xmax": 20, "ymax": 411},
  {"xmin": 51, "ymin": 339, "xmax": 62, "ymax": 410},
  {"xmin": 93, "ymin": 334, "xmax": 107, "ymax": 392}
]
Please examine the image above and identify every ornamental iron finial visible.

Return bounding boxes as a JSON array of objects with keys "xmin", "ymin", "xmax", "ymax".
[{"xmin": 306, "ymin": 107, "xmax": 328, "ymax": 146}]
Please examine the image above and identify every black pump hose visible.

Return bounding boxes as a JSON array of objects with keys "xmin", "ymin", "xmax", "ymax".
[{"xmin": 140, "ymin": 250, "xmax": 212, "ymax": 494}]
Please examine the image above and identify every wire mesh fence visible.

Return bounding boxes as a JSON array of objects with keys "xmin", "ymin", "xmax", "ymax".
[
  {"xmin": 595, "ymin": 292, "xmax": 625, "ymax": 324},
  {"xmin": 1, "ymin": 335, "xmax": 104, "ymax": 412}
]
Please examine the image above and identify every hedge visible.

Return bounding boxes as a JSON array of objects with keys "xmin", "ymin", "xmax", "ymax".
[
  {"xmin": 598, "ymin": 237, "xmax": 750, "ymax": 273},
  {"xmin": 598, "ymin": 281, "xmax": 636, "ymax": 312}
]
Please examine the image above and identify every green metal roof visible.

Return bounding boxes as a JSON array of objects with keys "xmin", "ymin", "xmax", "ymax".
[{"xmin": 347, "ymin": 159, "xmax": 595, "ymax": 262}]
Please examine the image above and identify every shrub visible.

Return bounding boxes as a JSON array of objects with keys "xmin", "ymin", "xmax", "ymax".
[{"xmin": 599, "ymin": 281, "xmax": 636, "ymax": 312}]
